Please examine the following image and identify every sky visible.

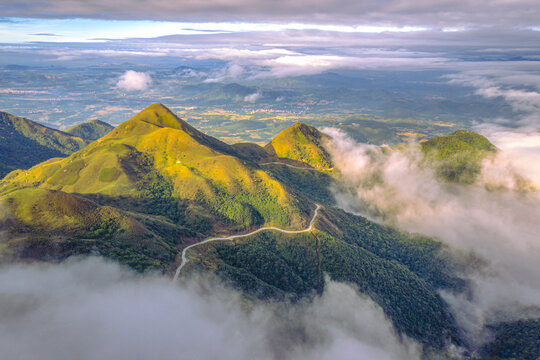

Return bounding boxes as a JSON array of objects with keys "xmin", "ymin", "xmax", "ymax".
[
  {"xmin": 1, "ymin": 1, "xmax": 540, "ymax": 128},
  {"xmin": 1, "ymin": 0, "xmax": 539, "ymax": 26},
  {"xmin": 1, "ymin": 0, "xmax": 540, "ymax": 47},
  {"xmin": 0, "ymin": 0, "xmax": 538, "ymax": 69}
]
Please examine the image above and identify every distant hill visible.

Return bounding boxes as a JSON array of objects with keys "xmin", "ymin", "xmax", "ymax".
[
  {"xmin": 265, "ymin": 122, "xmax": 333, "ymax": 170},
  {"xmin": 194, "ymin": 83, "xmax": 291, "ymax": 104},
  {"xmin": 420, "ymin": 130, "xmax": 497, "ymax": 183},
  {"xmin": 195, "ymin": 83, "xmax": 257, "ymax": 103},
  {"xmin": 0, "ymin": 111, "xmax": 89, "ymax": 178},
  {"xmin": 65, "ymin": 119, "xmax": 114, "ymax": 140},
  {"xmin": 0, "ymin": 104, "xmax": 465, "ymax": 349}
]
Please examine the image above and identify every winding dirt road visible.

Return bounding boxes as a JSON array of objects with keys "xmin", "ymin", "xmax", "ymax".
[
  {"xmin": 173, "ymin": 204, "xmax": 321, "ymax": 282},
  {"xmin": 260, "ymin": 162, "xmax": 315, "ymax": 170}
]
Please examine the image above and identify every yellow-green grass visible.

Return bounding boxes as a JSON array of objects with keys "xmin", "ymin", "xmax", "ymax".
[
  {"xmin": 0, "ymin": 103, "xmax": 306, "ymax": 228},
  {"xmin": 265, "ymin": 122, "xmax": 333, "ymax": 170},
  {"xmin": 420, "ymin": 130, "xmax": 497, "ymax": 184},
  {"xmin": 1, "ymin": 188, "xmax": 116, "ymax": 231}
]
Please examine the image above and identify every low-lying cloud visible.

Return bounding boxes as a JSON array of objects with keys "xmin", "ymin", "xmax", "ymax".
[
  {"xmin": 244, "ymin": 92, "xmax": 261, "ymax": 102},
  {"xmin": 195, "ymin": 48, "xmax": 449, "ymax": 79},
  {"xmin": 448, "ymin": 69, "xmax": 540, "ymax": 128},
  {"xmin": 324, "ymin": 128, "xmax": 540, "ymax": 346},
  {"xmin": 0, "ymin": 258, "xmax": 420, "ymax": 360},
  {"xmin": 116, "ymin": 70, "xmax": 152, "ymax": 91}
]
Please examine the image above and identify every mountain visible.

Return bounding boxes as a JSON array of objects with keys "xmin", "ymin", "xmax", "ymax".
[
  {"xmin": 193, "ymin": 83, "xmax": 292, "ymax": 104},
  {"xmin": 194, "ymin": 83, "xmax": 257, "ymax": 103},
  {"xmin": 0, "ymin": 111, "xmax": 89, "ymax": 177},
  {"xmin": 265, "ymin": 122, "xmax": 333, "ymax": 170},
  {"xmin": 480, "ymin": 319, "xmax": 540, "ymax": 360},
  {"xmin": 420, "ymin": 130, "xmax": 497, "ymax": 183},
  {"xmin": 0, "ymin": 104, "xmax": 466, "ymax": 350},
  {"xmin": 65, "ymin": 119, "xmax": 114, "ymax": 140},
  {"xmin": 1, "ymin": 103, "xmax": 304, "ymax": 227}
]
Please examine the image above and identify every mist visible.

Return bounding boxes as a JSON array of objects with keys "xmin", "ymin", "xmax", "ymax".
[
  {"xmin": 324, "ymin": 127, "xmax": 540, "ymax": 345},
  {"xmin": 0, "ymin": 257, "xmax": 420, "ymax": 360}
]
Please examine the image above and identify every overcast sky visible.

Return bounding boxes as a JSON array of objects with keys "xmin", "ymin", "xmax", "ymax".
[
  {"xmin": 1, "ymin": 0, "xmax": 540, "ymax": 27},
  {"xmin": 1, "ymin": 0, "xmax": 540, "ymax": 130},
  {"xmin": 1, "ymin": 0, "xmax": 540, "ymax": 42}
]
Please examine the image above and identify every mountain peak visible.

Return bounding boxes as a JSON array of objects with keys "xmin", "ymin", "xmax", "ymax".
[
  {"xmin": 104, "ymin": 103, "xmax": 194, "ymax": 141},
  {"xmin": 420, "ymin": 129, "xmax": 497, "ymax": 183},
  {"xmin": 103, "ymin": 103, "xmax": 239, "ymax": 159},
  {"xmin": 131, "ymin": 103, "xmax": 186, "ymax": 129},
  {"xmin": 265, "ymin": 122, "xmax": 333, "ymax": 170},
  {"xmin": 65, "ymin": 119, "xmax": 114, "ymax": 141},
  {"xmin": 0, "ymin": 111, "xmax": 88, "ymax": 177}
]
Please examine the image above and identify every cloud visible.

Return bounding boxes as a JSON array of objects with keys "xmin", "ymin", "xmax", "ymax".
[
  {"xmin": 0, "ymin": 88, "xmax": 48, "ymax": 94},
  {"xmin": 244, "ymin": 92, "xmax": 261, "ymax": 102},
  {"xmin": 116, "ymin": 70, "xmax": 152, "ymax": 91},
  {"xmin": 324, "ymin": 128, "xmax": 540, "ymax": 347},
  {"xmin": 475, "ymin": 125, "xmax": 540, "ymax": 185},
  {"xmin": 194, "ymin": 47, "xmax": 449, "ymax": 79},
  {"xmin": 203, "ymin": 63, "xmax": 244, "ymax": 83},
  {"xmin": 1, "ymin": 0, "xmax": 540, "ymax": 28},
  {"xmin": 0, "ymin": 257, "xmax": 421, "ymax": 360},
  {"xmin": 257, "ymin": 54, "xmax": 447, "ymax": 78},
  {"xmin": 30, "ymin": 32, "xmax": 61, "ymax": 36},
  {"xmin": 447, "ymin": 69, "xmax": 540, "ymax": 128}
]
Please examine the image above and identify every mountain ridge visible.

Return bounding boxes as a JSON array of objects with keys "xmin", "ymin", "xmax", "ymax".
[
  {"xmin": 65, "ymin": 119, "xmax": 114, "ymax": 140},
  {"xmin": 0, "ymin": 111, "xmax": 89, "ymax": 177},
  {"xmin": 0, "ymin": 103, "xmax": 471, "ymax": 350},
  {"xmin": 265, "ymin": 122, "xmax": 333, "ymax": 170}
]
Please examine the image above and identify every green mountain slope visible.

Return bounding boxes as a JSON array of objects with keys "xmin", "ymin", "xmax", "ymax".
[
  {"xmin": 0, "ymin": 104, "xmax": 468, "ymax": 350},
  {"xmin": 0, "ymin": 187, "xmax": 183, "ymax": 270},
  {"xmin": 265, "ymin": 122, "xmax": 333, "ymax": 170},
  {"xmin": 186, "ymin": 207, "xmax": 463, "ymax": 348},
  {"xmin": 1, "ymin": 103, "xmax": 305, "ymax": 228},
  {"xmin": 65, "ymin": 119, "xmax": 114, "ymax": 140},
  {"xmin": 420, "ymin": 130, "xmax": 497, "ymax": 183},
  {"xmin": 481, "ymin": 319, "xmax": 540, "ymax": 360},
  {"xmin": 0, "ymin": 111, "xmax": 89, "ymax": 177}
]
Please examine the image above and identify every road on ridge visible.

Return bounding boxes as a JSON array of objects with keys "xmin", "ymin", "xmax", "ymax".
[{"xmin": 173, "ymin": 204, "xmax": 321, "ymax": 282}]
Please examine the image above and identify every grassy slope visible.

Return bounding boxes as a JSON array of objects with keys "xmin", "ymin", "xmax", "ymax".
[
  {"xmin": 265, "ymin": 122, "xmax": 333, "ymax": 170},
  {"xmin": 0, "ymin": 111, "xmax": 88, "ymax": 177},
  {"xmin": 0, "ymin": 188, "xmax": 181, "ymax": 271},
  {"xmin": 65, "ymin": 119, "xmax": 115, "ymax": 140},
  {"xmin": 420, "ymin": 130, "xmax": 497, "ymax": 183},
  {"xmin": 0, "ymin": 109, "xmax": 479, "ymax": 350},
  {"xmin": 0, "ymin": 103, "xmax": 306, "ymax": 228}
]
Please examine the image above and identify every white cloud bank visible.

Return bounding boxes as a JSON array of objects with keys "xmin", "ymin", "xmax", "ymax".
[
  {"xmin": 116, "ymin": 70, "xmax": 152, "ymax": 91},
  {"xmin": 0, "ymin": 258, "xmax": 420, "ymax": 360},
  {"xmin": 244, "ymin": 92, "xmax": 261, "ymax": 102},
  {"xmin": 324, "ymin": 128, "xmax": 540, "ymax": 346}
]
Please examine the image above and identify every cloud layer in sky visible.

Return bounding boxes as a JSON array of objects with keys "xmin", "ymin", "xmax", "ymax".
[{"xmin": 1, "ymin": 0, "xmax": 540, "ymax": 28}]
